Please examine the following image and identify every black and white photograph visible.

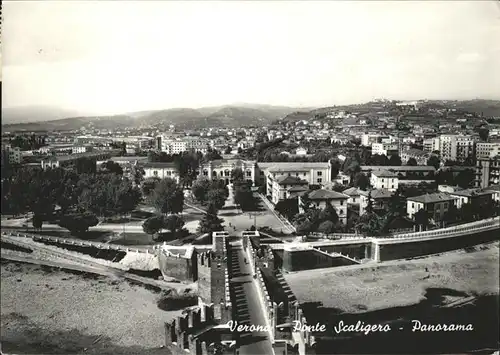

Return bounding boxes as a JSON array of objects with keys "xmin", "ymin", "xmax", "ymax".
[{"xmin": 1, "ymin": 1, "xmax": 499, "ymax": 354}]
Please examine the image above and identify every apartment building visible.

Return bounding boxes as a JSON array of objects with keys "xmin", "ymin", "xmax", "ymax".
[
  {"xmin": 371, "ymin": 142, "xmax": 399, "ymax": 157},
  {"xmin": 361, "ymin": 133, "xmax": 382, "ymax": 147},
  {"xmin": 400, "ymin": 148, "xmax": 429, "ymax": 165},
  {"xmin": 476, "ymin": 155, "xmax": 500, "ymax": 188},
  {"xmin": 268, "ymin": 176, "xmax": 309, "ymax": 204},
  {"xmin": 298, "ymin": 189, "xmax": 349, "ymax": 225},
  {"xmin": 258, "ymin": 161, "xmax": 333, "ymax": 190},
  {"xmin": 406, "ymin": 192, "xmax": 457, "ymax": 223},
  {"xmin": 156, "ymin": 135, "xmax": 211, "ymax": 154},
  {"xmin": 439, "ymin": 135, "xmax": 476, "ymax": 162},
  {"xmin": 423, "ymin": 137, "xmax": 440, "ymax": 153},
  {"xmin": 1, "ymin": 144, "xmax": 22, "ymax": 165},
  {"xmin": 359, "ymin": 188, "xmax": 394, "ymax": 216},
  {"xmin": 476, "ymin": 142, "xmax": 500, "ymax": 160},
  {"xmin": 370, "ymin": 170, "xmax": 399, "ymax": 191},
  {"xmin": 449, "ymin": 188, "xmax": 495, "ymax": 209}
]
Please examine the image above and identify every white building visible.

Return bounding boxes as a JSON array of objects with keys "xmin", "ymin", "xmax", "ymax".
[
  {"xmin": 141, "ymin": 162, "xmax": 180, "ymax": 182},
  {"xmin": 361, "ymin": 133, "xmax": 381, "ymax": 147},
  {"xmin": 1, "ymin": 145, "xmax": 22, "ymax": 165},
  {"xmin": 371, "ymin": 143, "xmax": 399, "ymax": 157},
  {"xmin": 406, "ymin": 193, "xmax": 457, "ymax": 222},
  {"xmin": 298, "ymin": 189, "xmax": 349, "ymax": 225},
  {"xmin": 342, "ymin": 187, "xmax": 361, "ymax": 205},
  {"xmin": 439, "ymin": 135, "xmax": 476, "ymax": 162},
  {"xmin": 476, "ymin": 142, "xmax": 500, "ymax": 160},
  {"xmin": 370, "ymin": 170, "xmax": 399, "ymax": 191},
  {"xmin": 423, "ymin": 137, "xmax": 440, "ymax": 153}
]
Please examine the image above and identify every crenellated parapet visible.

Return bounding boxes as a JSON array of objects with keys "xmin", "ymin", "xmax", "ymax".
[{"xmin": 164, "ymin": 304, "xmax": 216, "ymax": 355}]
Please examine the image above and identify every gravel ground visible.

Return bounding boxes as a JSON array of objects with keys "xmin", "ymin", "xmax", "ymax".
[
  {"xmin": 1, "ymin": 261, "xmax": 186, "ymax": 354},
  {"xmin": 285, "ymin": 242, "xmax": 500, "ymax": 313}
]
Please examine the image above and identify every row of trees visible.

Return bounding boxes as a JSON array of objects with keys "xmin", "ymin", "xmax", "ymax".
[
  {"xmin": 8, "ymin": 134, "xmax": 47, "ymax": 151},
  {"xmin": 2, "ymin": 165, "xmax": 141, "ymax": 233},
  {"xmin": 293, "ymin": 198, "xmax": 342, "ymax": 234}
]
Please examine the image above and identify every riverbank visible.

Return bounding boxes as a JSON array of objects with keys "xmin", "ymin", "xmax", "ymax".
[{"xmin": 1, "ymin": 260, "xmax": 187, "ymax": 355}]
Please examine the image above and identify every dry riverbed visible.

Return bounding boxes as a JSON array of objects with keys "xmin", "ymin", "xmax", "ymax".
[{"xmin": 1, "ymin": 260, "xmax": 187, "ymax": 355}]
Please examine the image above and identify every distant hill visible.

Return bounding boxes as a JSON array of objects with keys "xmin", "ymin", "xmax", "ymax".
[
  {"xmin": 1, "ymin": 106, "xmax": 89, "ymax": 125},
  {"xmin": 1, "ymin": 104, "xmax": 302, "ymax": 132}
]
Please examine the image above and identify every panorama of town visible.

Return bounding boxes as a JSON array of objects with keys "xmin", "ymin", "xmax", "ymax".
[{"xmin": 1, "ymin": 99, "xmax": 499, "ymax": 355}]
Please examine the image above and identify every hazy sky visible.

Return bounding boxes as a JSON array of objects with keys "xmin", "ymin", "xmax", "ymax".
[{"xmin": 2, "ymin": 1, "xmax": 500, "ymax": 115}]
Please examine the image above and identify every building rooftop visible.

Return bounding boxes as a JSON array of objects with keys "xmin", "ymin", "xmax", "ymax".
[
  {"xmin": 407, "ymin": 192, "xmax": 457, "ymax": 204},
  {"xmin": 260, "ymin": 161, "xmax": 330, "ymax": 172},
  {"xmin": 276, "ymin": 175, "xmax": 309, "ymax": 186},
  {"xmin": 372, "ymin": 170, "xmax": 398, "ymax": 178},
  {"xmin": 141, "ymin": 162, "xmax": 177, "ymax": 169},
  {"xmin": 361, "ymin": 165, "xmax": 435, "ymax": 172},
  {"xmin": 42, "ymin": 151, "xmax": 116, "ymax": 162},
  {"xmin": 449, "ymin": 188, "xmax": 495, "ymax": 198},
  {"xmin": 359, "ymin": 188, "xmax": 394, "ymax": 199},
  {"xmin": 485, "ymin": 185, "xmax": 500, "ymax": 192},
  {"xmin": 342, "ymin": 187, "xmax": 360, "ymax": 196},
  {"xmin": 306, "ymin": 189, "xmax": 349, "ymax": 200}
]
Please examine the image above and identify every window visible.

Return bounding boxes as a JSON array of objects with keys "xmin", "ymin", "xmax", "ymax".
[
  {"xmin": 213, "ymin": 171, "xmax": 217, "ymax": 177},
  {"xmin": 203, "ymin": 170, "xmax": 208, "ymax": 176},
  {"xmin": 296, "ymin": 173, "xmax": 299, "ymax": 176},
  {"xmin": 444, "ymin": 202, "xmax": 448, "ymax": 208},
  {"xmin": 153, "ymin": 170, "xmax": 158, "ymax": 176},
  {"xmin": 340, "ymin": 200, "xmax": 344, "ymax": 206},
  {"xmin": 382, "ymin": 185, "xmax": 384, "ymax": 188},
  {"xmin": 339, "ymin": 209, "xmax": 343, "ymax": 215},
  {"xmin": 317, "ymin": 171, "xmax": 322, "ymax": 176},
  {"xmin": 412, "ymin": 203, "xmax": 414, "ymax": 208},
  {"xmin": 391, "ymin": 185, "xmax": 394, "ymax": 189},
  {"xmin": 288, "ymin": 173, "xmax": 291, "ymax": 176},
  {"xmin": 224, "ymin": 170, "xmax": 230, "ymax": 177},
  {"xmin": 317, "ymin": 178, "xmax": 322, "ymax": 183},
  {"xmin": 246, "ymin": 170, "xmax": 252, "ymax": 177},
  {"xmin": 167, "ymin": 171, "xmax": 172, "ymax": 176},
  {"xmin": 260, "ymin": 171, "xmax": 264, "ymax": 176},
  {"xmin": 303, "ymin": 173, "xmax": 306, "ymax": 176}
]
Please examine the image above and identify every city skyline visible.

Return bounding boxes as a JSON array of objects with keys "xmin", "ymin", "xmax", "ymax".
[{"xmin": 2, "ymin": 1, "xmax": 500, "ymax": 115}]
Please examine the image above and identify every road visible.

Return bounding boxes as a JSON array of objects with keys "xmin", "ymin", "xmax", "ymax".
[
  {"xmin": 228, "ymin": 241, "xmax": 274, "ymax": 355},
  {"xmin": 219, "ymin": 184, "xmax": 291, "ymax": 234}
]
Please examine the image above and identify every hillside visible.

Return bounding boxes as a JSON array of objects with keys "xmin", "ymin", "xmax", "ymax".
[
  {"xmin": 1, "ymin": 106, "xmax": 89, "ymax": 125},
  {"xmin": 2, "ymin": 104, "xmax": 300, "ymax": 131}
]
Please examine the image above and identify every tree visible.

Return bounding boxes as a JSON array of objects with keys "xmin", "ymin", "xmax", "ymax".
[
  {"xmin": 275, "ymin": 199, "xmax": 299, "ymax": 220},
  {"xmin": 101, "ymin": 161, "xmax": 123, "ymax": 175},
  {"xmin": 191, "ymin": 178, "xmax": 211, "ymax": 204},
  {"xmin": 204, "ymin": 148, "xmax": 223, "ymax": 162},
  {"xmin": 296, "ymin": 219, "xmax": 315, "ymax": 234},
  {"xmin": 58, "ymin": 213, "xmax": 98, "ymax": 234},
  {"xmin": 237, "ymin": 147, "xmax": 243, "ymax": 154},
  {"xmin": 459, "ymin": 203, "xmax": 475, "ymax": 223},
  {"xmin": 414, "ymin": 209, "xmax": 429, "ymax": 231},
  {"xmin": 406, "ymin": 158, "xmax": 418, "ymax": 166},
  {"xmin": 198, "ymin": 203, "xmax": 224, "ymax": 233},
  {"xmin": 388, "ymin": 190, "xmax": 406, "ymax": 217},
  {"xmin": 318, "ymin": 220, "xmax": 336, "ymax": 234},
  {"xmin": 164, "ymin": 214, "xmax": 185, "ymax": 237},
  {"xmin": 477, "ymin": 127, "xmax": 489, "ymax": 142},
  {"xmin": 142, "ymin": 178, "xmax": 160, "ymax": 196},
  {"xmin": 148, "ymin": 178, "xmax": 184, "ymax": 215},
  {"xmin": 224, "ymin": 146, "xmax": 232, "ymax": 154},
  {"xmin": 231, "ymin": 168, "xmax": 244, "ymax": 183},
  {"xmin": 455, "ymin": 169, "xmax": 475, "ymax": 189},
  {"xmin": 370, "ymin": 154, "xmax": 389, "ymax": 166},
  {"xmin": 388, "ymin": 155, "xmax": 402, "ymax": 166},
  {"xmin": 206, "ymin": 188, "xmax": 227, "ymax": 210},
  {"xmin": 352, "ymin": 172, "xmax": 370, "ymax": 190},
  {"xmin": 32, "ymin": 214, "xmax": 43, "ymax": 230},
  {"xmin": 142, "ymin": 215, "xmax": 165, "ymax": 238},
  {"xmin": 319, "ymin": 202, "xmax": 339, "ymax": 225},
  {"xmin": 442, "ymin": 204, "xmax": 459, "ymax": 226},
  {"xmin": 427, "ymin": 156, "xmax": 440, "ymax": 170},
  {"xmin": 356, "ymin": 212, "xmax": 383, "ymax": 236}
]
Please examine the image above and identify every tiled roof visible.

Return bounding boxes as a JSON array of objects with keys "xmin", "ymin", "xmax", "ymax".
[
  {"xmin": 141, "ymin": 162, "xmax": 177, "ymax": 169},
  {"xmin": 276, "ymin": 176, "xmax": 308, "ymax": 185},
  {"xmin": 306, "ymin": 189, "xmax": 348, "ymax": 200},
  {"xmin": 361, "ymin": 165, "xmax": 435, "ymax": 172},
  {"xmin": 259, "ymin": 162, "xmax": 330, "ymax": 172},
  {"xmin": 342, "ymin": 187, "xmax": 360, "ymax": 196},
  {"xmin": 486, "ymin": 185, "xmax": 500, "ymax": 192},
  {"xmin": 407, "ymin": 192, "xmax": 457, "ymax": 204},
  {"xmin": 449, "ymin": 188, "xmax": 495, "ymax": 198},
  {"xmin": 359, "ymin": 188, "xmax": 394, "ymax": 199},
  {"xmin": 372, "ymin": 170, "xmax": 397, "ymax": 177}
]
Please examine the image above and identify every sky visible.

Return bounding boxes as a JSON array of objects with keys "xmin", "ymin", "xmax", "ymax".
[{"xmin": 2, "ymin": 1, "xmax": 500, "ymax": 115}]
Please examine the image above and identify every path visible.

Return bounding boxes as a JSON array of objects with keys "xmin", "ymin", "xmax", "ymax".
[
  {"xmin": 228, "ymin": 241, "xmax": 274, "ymax": 355},
  {"xmin": 218, "ymin": 185, "xmax": 292, "ymax": 234}
]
